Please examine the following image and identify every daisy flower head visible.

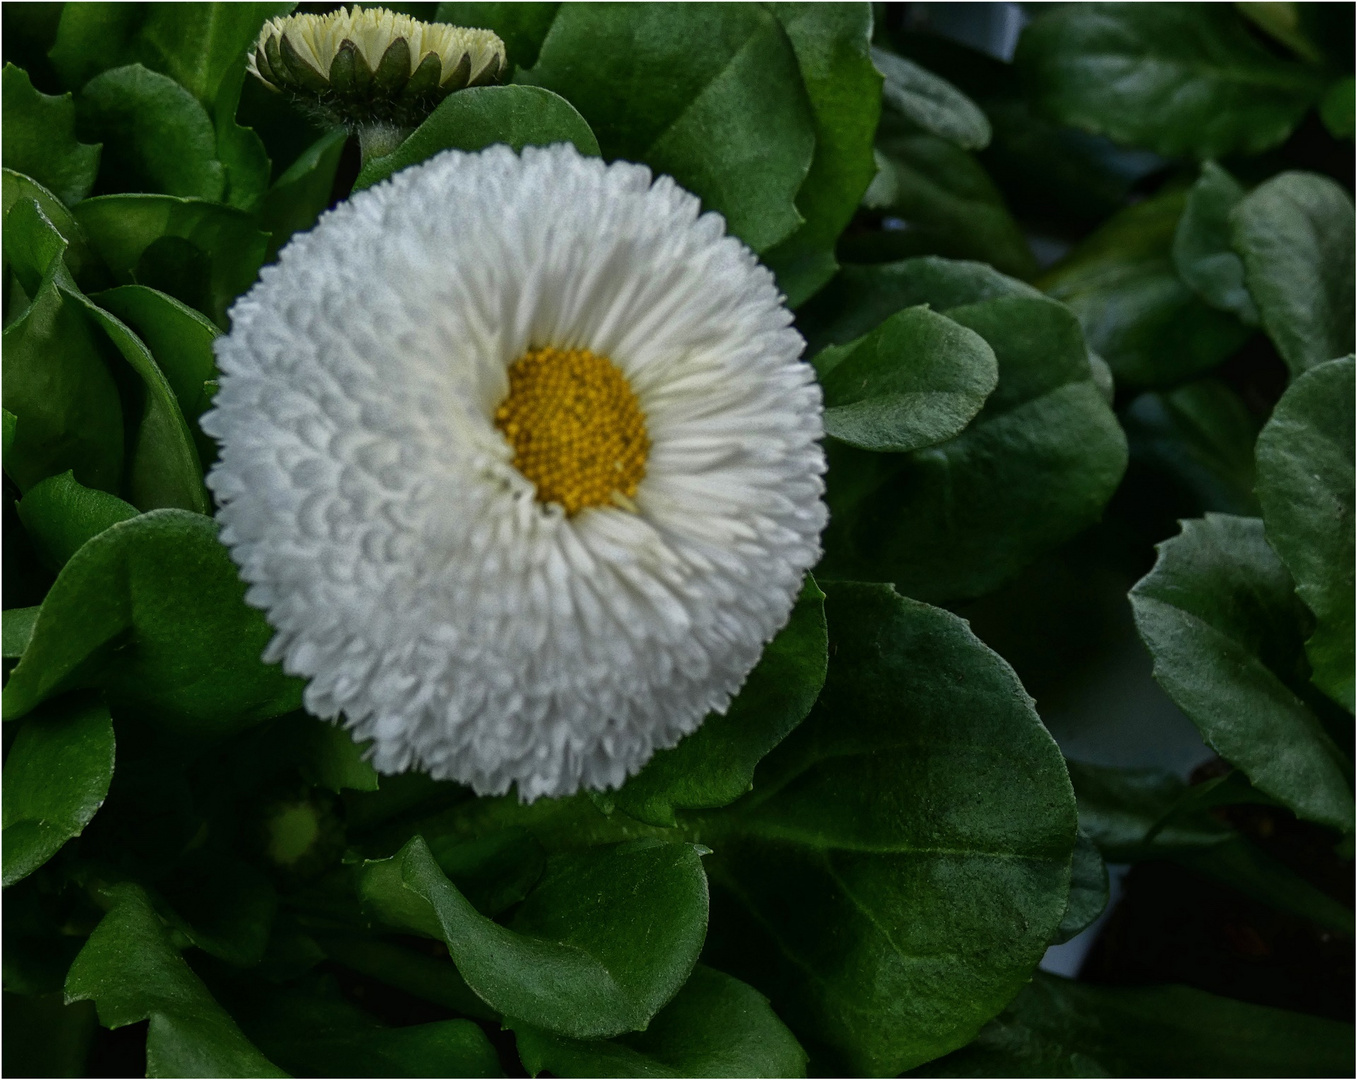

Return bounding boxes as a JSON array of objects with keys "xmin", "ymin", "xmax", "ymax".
[{"xmin": 203, "ymin": 143, "xmax": 827, "ymax": 801}]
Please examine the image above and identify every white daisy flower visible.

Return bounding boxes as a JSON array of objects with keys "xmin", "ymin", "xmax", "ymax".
[{"xmin": 203, "ymin": 143, "xmax": 827, "ymax": 801}]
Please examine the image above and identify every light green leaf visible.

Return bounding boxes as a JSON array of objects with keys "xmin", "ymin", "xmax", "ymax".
[
  {"xmin": 1122, "ymin": 377, "xmax": 1261, "ymax": 516},
  {"xmin": 699, "ymin": 581, "xmax": 1077, "ymax": 1076},
  {"xmin": 354, "ymin": 85, "xmax": 599, "ymax": 191},
  {"xmin": 77, "ymin": 64, "xmax": 226, "ymax": 201},
  {"xmin": 819, "ymin": 290, "xmax": 1126, "ymax": 604},
  {"xmin": 872, "ymin": 45, "xmax": 991, "ymax": 150},
  {"xmin": 1041, "ymin": 189, "xmax": 1251, "ymax": 387},
  {"xmin": 17, "ymin": 471, "xmax": 138, "ymax": 572},
  {"xmin": 1255, "ymin": 356, "xmax": 1355, "ymax": 711},
  {"xmin": 1, "ymin": 64, "xmax": 100, "ymax": 205},
  {"xmin": 760, "ymin": 4, "xmax": 881, "ymax": 306},
  {"xmin": 1130, "ymin": 513, "xmax": 1354, "ymax": 832},
  {"xmin": 1050, "ymin": 829, "xmax": 1108, "ymax": 946},
  {"xmin": 360, "ymin": 836, "xmax": 708, "ymax": 1039},
  {"xmin": 909, "ymin": 971, "xmax": 1355, "ymax": 1078},
  {"xmin": 3, "ymin": 509, "xmax": 304, "ymax": 733},
  {"xmin": 1230, "ymin": 171, "xmax": 1356, "ymax": 378},
  {"xmin": 519, "ymin": 4, "xmax": 815, "ymax": 253},
  {"xmin": 2, "ymin": 695, "xmax": 115, "ymax": 886},
  {"xmin": 862, "ymin": 115, "xmax": 1036, "ymax": 280},
  {"xmin": 814, "ymin": 304, "xmax": 998, "ymax": 452},
  {"xmin": 513, "ymin": 965, "xmax": 807, "ymax": 1079},
  {"xmin": 1173, "ymin": 162, "xmax": 1259, "ymax": 325},
  {"xmin": 65, "ymin": 884, "xmax": 287, "ymax": 1078},
  {"xmin": 1016, "ymin": 3, "xmax": 1323, "ymax": 159},
  {"xmin": 73, "ymin": 194, "xmax": 268, "ymax": 327},
  {"xmin": 612, "ymin": 577, "xmax": 827, "ymax": 827}
]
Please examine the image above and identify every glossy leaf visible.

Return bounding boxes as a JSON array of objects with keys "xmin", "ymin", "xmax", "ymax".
[
  {"xmin": 820, "ymin": 291, "xmax": 1126, "ymax": 604},
  {"xmin": 354, "ymin": 85, "xmax": 599, "ymax": 191},
  {"xmin": 258, "ymin": 128, "xmax": 348, "ymax": 259},
  {"xmin": 513, "ymin": 965, "xmax": 807, "ymax": 1079},
  {"xmin": 699, "ymin": 582, "xmax": 1077, "ymax": 1076},
  {"xmin": 910, "ymin": 971, "xmax": 1355, "ymax": 1078},
  {"xmin": 2, "ymin": 607, "xmax": 39, "ymax": 659},
  {"xmin": 1255, "ymin": 356, "xmax": 1356, "ymax": 711},
  {"xmin": 3, "ymin": 509, "xmax": 304, "ymax": 733},
  {"xmin": 813, "ymin": 305, "xmax": 998, "ymax": 452},
  {"xmin": 1016, "ymin": 3, "xmax": 1323, "ymax": 159},
  {"xmin": 65, "ymin": 883, "xmax": 287, "ymax": 1078},
  {"xmin": 862, "ymin": 115, "xmax": 1036, "ymax": 280},
  {"xmin": 872, "ymin": 45, "xmax": 990, "ymax": 151},
  {"xmin": 1130, "ymin": 513, "xmax": 1354, "ymax": 832},
  {"xmin": 78, "ymin": 64, "xmax": 226, "ymax": 201},
  {"xmin": 1173, "ymin": 162, "xmax": 1259, "ymax": 325},
  {"xmin": 1, "ymin": 169, "xmax": 98, "ymax": 286},
  {"xmin": 73, "ymin": 193, "xmax": 268, "ymax": 327},
  {"xmin": 1231, "ymin": 171, "xmax": 1356, "ymax": 378},
  {"xmin": 2, "ymin": 695, "xmax": 115, "ymax": 886},
  {"xmin": 613, "ymin": 577, "xmax": 827, "ymax": 827},
  {"xmin": 17, "ymin": 471, "xmax": 138, "ymax": 572},
  {"xmin": 1049, "ymin": 829, "xmax": 1108, "ymax": 946},
  {"xmin": 761, "ymin": 5, "xmax": 881, "ymax": 305},
  {"xmin": 361, "ymin": 836, "xmax": 708, "ymax": 1039},
  {"xmin": 1041, "ymin": 189, "xmax": 1251, "ymax": 387},
  {"xmin": 1, "ymin": 63, "xmax": 100, "ymax": 205},
  {"xmin": 520, "ymin": 4, "xmax": 815, "ymax": 253}
]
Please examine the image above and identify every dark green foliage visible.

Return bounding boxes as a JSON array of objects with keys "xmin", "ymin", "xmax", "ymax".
[{"xmin": 3, "ymin": 3, "xmax": 1353, "ymax": 1077}]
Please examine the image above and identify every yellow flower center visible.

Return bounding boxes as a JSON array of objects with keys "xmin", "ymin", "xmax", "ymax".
[{"xmin": 495, "ymin": 346, "xmax": 649, "ymax": 515}]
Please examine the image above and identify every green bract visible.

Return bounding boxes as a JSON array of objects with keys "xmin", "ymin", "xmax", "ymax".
[{"xmin": 2, "ymin": 2, "xmax": 1353, "ymax": 1077}]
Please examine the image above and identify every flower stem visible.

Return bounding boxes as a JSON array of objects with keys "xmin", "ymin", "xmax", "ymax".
[{"xmin": 357, "ymin": 122, "xmax": 411, "ymax": 165}]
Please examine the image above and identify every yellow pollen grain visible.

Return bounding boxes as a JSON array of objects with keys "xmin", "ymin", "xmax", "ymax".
[{"xmin": 494, "ymin": 346, "xmax": 649, "ymax": 515}]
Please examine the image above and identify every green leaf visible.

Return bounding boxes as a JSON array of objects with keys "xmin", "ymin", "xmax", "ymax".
[
  {"xmin": 1, "ymin": 64, "xmax": 100, "ymax": 205},
  {"xmin": 1041, "ymin": 189, "xmax": 1251, "ymax": 387},
  {"xmin": 519, "ymin": 4, "xmax": 815, "ymax": 253},
  {"xmin": 1256, "ymin": 356, "xmax": 1356, "ymax": 711},
  {"xmin": 2, "ymin": 607, "xmax": 40, "ymax": 659},
  {"xmin": 819, "ymin": 291, "xmax": 1126, "ymax": 604},
  {"xmin": 813, "ymin": 305, "xmax": 998, "ymax": 452},
  {"xmin": 1122, "ymin": 377, "xmax": 1262, "ymax": 516},
  {"xmin": 73, "ymin": 194, "xmax": 268, "ymax": 327},
  {"xmin": 872, "ymin": 46, "xmax": 990, "ymax": 150},
  {"xmin": 434, "ymin": 3, "xmax": 560, "ymax": 73},
  {"xmin": 3, "ymin": 509, "xmax": 305, "ymax": 733},
  {"xmin": 909, "ymin": 971, "xmax": 1356, "ymax": 1078},
  {"xmin": 258, "ymin": 128, "xmax": 348, "ymax": 259},
  {"xmin": 513, "ymin": 965, "xmax": 807, "ymax": 1079},
  {"xmin": 1, "ymin": 258, "xmax": 124, "ymax": 495},
  {"xmin": 2, "ymin": 695, "xmax": 115, "ymax": 886},
  {"xmin": 798, "ymin": 256, "xmax": 1042, "ymax": 357},
  {"xmin": 231, "ymin": 980, "xmax": 502, "ymax": 1079},
  {"xmin": 760, "ymin": 4, "xmax": 881, "ymax": 306},
  {"xmin": 61, "ymin": 283, "xmax": 210, "ymax": 513},
  {"xmin": 1173, "ymin": 162, "xmax": 1259, "ymax": 325},
  {"xmin": 77, "ymin": 64, "xmax": 226, "ymax": 201},
  {"xmin": 274, "ymin": 714, "xmax": 380, "ymax": 794},
  {"xmin": 2, "ymin": 169, "xmax": 98, "ymax": 287},
  {"xmin": 64, "ymin": 883, "xmax": 287, "ymax": 1078},
  {"xmin": 1321, "ymin": 75, "xmax": 1355, "ymax": 140},
  {"xmin": 1130, "ymin": 513, "xmax": 1354, "ymax": 832},
  {"xmin": 1015, "ymin": 2, "xmax": 1323, "ymax": 159},
  {"xmin": 699, "ymin": 581, "xmax": 1077, "ymax": 1076},
  {"xmin": 612, "ymin": 577, "xmax": 827, "ymax": 827},
  {"xmin": 48, "ymin": 3, "xmax": 149, "ymax": 89},
  {"xmin": 17, "ymin": 471, "xmax": 138, "ymax": 572},
  {"xmin": 360, "ymin": 836, "xmax": 708, "ymax": 1039},
  {"xmin": 1230, "ymin": 171, "xmax": 1356, "ymax": 378},
  {"xmin": 1050, "ymin": 829, "xmax": 1108, "ymax": 946},
  {"xmin": 1, "ymin": 994, "xmax": 98, "ymax": 1080},
  {"xmin": 861, "ymin": 115, "xmax": 1036, "ymax": 280},
  {"xmin": 354, "ymin": 85, "xmax": 599, "ymax": 191}
]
